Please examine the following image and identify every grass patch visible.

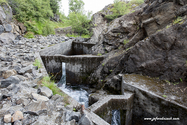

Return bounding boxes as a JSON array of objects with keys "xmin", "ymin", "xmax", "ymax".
[
  {"xmin": 24, "ymin": 32, "xmax": 34, "ymax": 38},
  {"xmin": 173, "ymin": 17, "xmax": 183, "ymax": 25},
  {"xmin": 162, "ymin": 95, "xmax": 167, "ymax": 98},
  {"xmin": 33, "ymin": 59, "xmax": 42, "ymax": 69},
  {"xmin": 97, "ymin": 53, "xmax": 102, "ymax": 56},
  {"xmin": 41, "ymin": 76, "xmax": 69, "ymax": 105}
]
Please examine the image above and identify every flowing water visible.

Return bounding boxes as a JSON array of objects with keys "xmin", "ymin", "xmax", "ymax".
[
  {"xmin": 58, "ymin": 62, "xmax": 120, "ymax": 124},
  {"xmin": 58, "ymin": 62, "xmax": 89, "ymax": 107}
]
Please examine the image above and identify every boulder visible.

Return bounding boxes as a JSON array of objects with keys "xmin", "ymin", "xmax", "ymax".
[
  {"xmin": 2, "ymin": 69, "xmax": 17, "ymax": 79},
  {"xmin": 0, "ymin": 3, "xmax": 12, "ymax": 24},
  {"xmin": 0, "ymin": 33, "xmax": 15, "ymax": 44},
  {"xmin": 31, "ymin": 93, "xmax": 49, "ymax": 102},
  {"xmin": 11, "ymin": 111, "xmax": 23, "ymax": 122},
  {"xmin": 65, "ymin": 110, "xmax": 80, "ymax": 122},
  {"xmin": 38, "ymin": 86, "xmax": 53, "ymax": 98},
  {"xmin": 0, "ymin": 76, "xmax": 20, "ymax": 88},
  {"xmin": 4, "ymin": 24, "xmax": 12, "ymax": 32},
  {"xmin": 78, "ymin": 114, "xmax": 93, "ymax": 125},
  {"xmin": 24, "ymin": 101, "xmax": 48, "ymax": 116},
  {"xmin": 4, "ymin": 114, "xmax": 11, "ymax": 123}
]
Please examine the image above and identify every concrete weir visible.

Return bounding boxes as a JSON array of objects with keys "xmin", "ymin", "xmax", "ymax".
[
  {"xmin": 39, "ymin": 38, "xmax": 104, "ymax": 84},
  {"xmin": 122, "ymin": 74, "xmax": 187, "ymax": 125}
]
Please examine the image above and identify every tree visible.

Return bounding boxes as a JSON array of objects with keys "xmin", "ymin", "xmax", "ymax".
[
  {"xmin": 69, "ymin": 0, "xmax": 84, "ymax": 13},
  {"xmin": 50, "ymin": 0, "xmax": 60, "ymax": 14}
]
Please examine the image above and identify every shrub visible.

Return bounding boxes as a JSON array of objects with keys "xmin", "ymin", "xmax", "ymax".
[
  {"xmin": 68, "ymin": 11, "xmax": 91, "ymax": 35},
  {"xmin": 24, "ymin": 31, "xmax": 34, "ymax": 38},
  {"xmin": 105, "ymin": 0, "xmax": 144, "ymax": 21},
  {"xmin": 42, "ymin": 23, "xmax": 55, "ymax": 36}
]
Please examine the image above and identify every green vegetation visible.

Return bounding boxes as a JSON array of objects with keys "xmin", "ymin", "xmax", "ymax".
[
  {"xmin": 173, "ymin": 17, "xmax": 183, "ymax": 25},
  {"xmin": 102, "ymin": 63, "xmax": 105, "ymax": 66},
  {"xmin": 123, "ymin": 39, "xmax": 129, "ymax": 45},
  {"xmin": 33, "ymin": 59, "xmax": 42, "ymax": 69},
  {"xmin": 24, "ymin": 31, "xmax": 34, "ymax": 38},
  {"xmin": 69, "ymin": 0, "xmax": 84, "ymax": 13},
  {"xmin": 97, "ymin": 53, "xmax": 102, "ymax": 56},
  {"xmin": 180, "ymin": 78, "xmax": 183, "ymax": 82},
  {"xmin": 3, "ymin": 0, "xmax": 92, "ymax": 37},
  {"xmin": 0, "ymin": 0, "xmax": 7, "ymax": 3},
  {"xmin": 41, "ymin": 76, "xmax": 69, "ymax": 104},
  {"xmin": 105, "ymin": 0, "xmax": 144, "ymax": 21},
  {"xmin": 162, "ymin": 95, "xmax": 167, "ymax": 98},
  {"xmin": 66, "ymin": 33, "xmax": 91, "ymax": 38}
]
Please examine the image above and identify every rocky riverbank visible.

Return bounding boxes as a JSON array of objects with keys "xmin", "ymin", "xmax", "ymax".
[{"xmin": 0, "ymin": 35, "xmax": 93, "ymax": 125}]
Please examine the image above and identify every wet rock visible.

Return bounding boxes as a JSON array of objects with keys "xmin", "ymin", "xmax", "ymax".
[
  {"xmin": 38, "ymin": 86, "xmax": 53, "ymax": 98},
  {"xmin": 31, "ymin": 93, "xmax": 49, "ymax": 102},
  {"xmin": 0, "ymin": 76, "xmax": 20, "ymax": 88},
  {"xmin": 11, "ymin": 111, "xmax": 23, "ymax": 122},
  {"xmin": 4, "ymin": 114, "xmax": 11, "ymax": 123},
  {"xmin": 2, "ymin": 69, "xmax": 17, "ymax": 79}
]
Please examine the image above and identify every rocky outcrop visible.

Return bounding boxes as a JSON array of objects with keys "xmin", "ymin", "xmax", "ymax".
[
  {"xmin": 0, "ymin": 2, "xmax": 26, "ymax": 44},
  {"xmin": 88, "ymin": 0, "xmax": 187, "ymax": 92}
]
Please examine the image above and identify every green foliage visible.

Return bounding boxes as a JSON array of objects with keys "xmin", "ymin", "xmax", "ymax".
[
  {"xmin": 180, "ymin": 78, "xmax": 183, "ymax": 82},
  {"xmin": 69, "ymin": 0, "xmax": 84, "ymax": 13},
  {"xmin": 33, "ymin": 59, "xmax": 42, "ymax": 69},
  {"xmin": 0, "ymin": 0, "xmax": 7, "ymax": 3},
  {"xmin": 123, "ymin": 39, "xmax": 129, "ymax": 45},
  {"xmin": 24, "ymin": 31, "xmax": 34, "ymax": 38},
  {"xmin": 41, "ymin": 76, "xmax": 69, "ymax": 104},
  {"xmin": 10, "ymin": 0, "xmax": 53, "ymax": 22},
  {"xmin": 173, "ymin": 17, "xmax": 183, "ymax": 25},
  {"xmin": 105, "ymin": 0, "xmax": 144, "ymax": 21},
  {"xmin": 50, "ymin": 0, "xmax": 60, "ymax": 14},
  {"xmin": 162, "ymin": 95, "xmax": 167, "ymax": 98},
  {"xmin": 102, "ymin": 63, "xmax": 105, "ymax": 66},
  {"xmin": 97, "ymin": 53, "xmax": 102, "ymax": 56},
  {"xmin": 66, "ymin": 33, "xmax": 91, "ymax": 38},
  {"xmin": 42, "ymin": 23, "xmax": 55, "ymax": 36},
  {"xmin": 68, "ymin": 11, "xmax": 92, "ymax": 35}
]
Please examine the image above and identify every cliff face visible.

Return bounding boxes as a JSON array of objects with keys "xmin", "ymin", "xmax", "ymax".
[{"xmin": 89, "ymin": 0, "xmax": 187, "ymax": 91}]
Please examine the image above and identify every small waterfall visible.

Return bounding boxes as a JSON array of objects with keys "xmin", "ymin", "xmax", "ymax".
[
  {"xmin": 59, "ymin": 62, "xmax": 89, "ymax": 107},
  {"xmin": 111, "ymin": 110, "xmax": 121, "ymax": 125}
]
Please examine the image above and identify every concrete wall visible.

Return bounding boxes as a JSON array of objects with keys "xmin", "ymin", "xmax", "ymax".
[
  {"xmin": 122, "ymin": 74, "xmax": 187, "ymax": 125},
  {"xmin": 40, "ymin": 39, "xmax": 104, "ymax": 84},
  {"xmin": 88, "ymin": 94, "xmax": 134, "ymax": 125}
]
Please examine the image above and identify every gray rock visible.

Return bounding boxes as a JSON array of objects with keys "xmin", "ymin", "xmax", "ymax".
[
  {"xmin": 0, "ymin": 76, "xmax": 20, "ymax": 88},
  {"xmin": 38, "ymin": 86, "xmax": 53, "ymax": 98},
  {"xmin": 4, "ymin": 24, "xmax": 12, "ymax": 32},
  {"xmin": 78, "ymin": 114, "xmax": 93, "ymax": 125},
  {"xmin": 65, "ymin": 110, "xmax": 80, "ymax": 122},
  {"xmin": 13, "ymin": 120, "xmax": 22, "ymax": 125},
  {"xmin": 31, "ymin": 93, "xmax": 49, "ymax": 102},
  {"xmin": 24, "ymin": 101, "xmax": 48, "ymax": 116},
  {"xmin": 18, "ymin": 64, "xmax": 33, "ymax": 74},
  {"xmin": 0, "ymin": 25, "xmax": 4, "ymax": 34}
]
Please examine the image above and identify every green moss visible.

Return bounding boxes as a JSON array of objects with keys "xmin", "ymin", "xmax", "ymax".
[{"xmin": 173, "ymin": 17, "xmax": 183, "ymax": 25}]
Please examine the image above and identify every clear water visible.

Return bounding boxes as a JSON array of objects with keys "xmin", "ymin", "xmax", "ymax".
[
  {"xmin": 58, "ymin": 62, "xmax": 120, "ymax": 124},
  {"xmin": 58, "ymin": 62, "xmax": 89, "ymax": 107},
  {"xmin": 111, "ymin": 110, "xmax": 121, "ymax": 125}
]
